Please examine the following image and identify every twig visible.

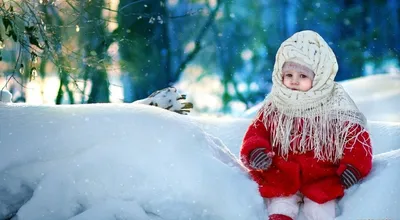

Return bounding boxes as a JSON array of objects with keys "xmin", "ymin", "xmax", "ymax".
[
  {"xmin": 11, "ymin": 75, "xmax": 29, "ymax": 89},
  {"xmin": 169, "ymin": 8, "xmax": 205, "ymax": 19},
  {"xmin": 119, "ymin": 0, "xmax": 147, "ymax": 12},
  {"xmin": 172, "ymin": 0, "xmax": 223, "ymax": 79},
  {"xmin": 1, "ymin": 44, "xmax": 23, "ymax": 100}
]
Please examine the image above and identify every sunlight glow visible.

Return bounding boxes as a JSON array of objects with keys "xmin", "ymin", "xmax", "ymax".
[
  {"xmin": 184, "ymin": 41, "xmax": 195, "ymax": 54},
  {"xmin": 168, "ymin": 0, "xmax": 179, "ymax": 7},
  {"xmin": 209, "ymin": 0, "xmax": 217, "ymax": 8},
  {"xmin": 229, "ymin": 101, "xmax": 247, "ymax": 115},
  {"xmin": 241, "ymin": 49, "xmax": 254, "ymax": 61},
  {"xmin": 249, "ymin": 82, "xmax": 259, "ymax": 91},
  {"xmin": 238, "ymin": 83, "xmax": 247, "ymax": 93},
  {"xmin": 216, "ymin": 10, "xmax": 223, "ymax": 20},
  {"xmin": 174, "ymin": 65, "xmax": 223, "ymax": 114},
  {"xmin": 104, "ymin": 0, "xmax": 119, "ymax": 32}
]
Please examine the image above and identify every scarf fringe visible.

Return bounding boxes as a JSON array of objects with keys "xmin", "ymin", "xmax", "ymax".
[{"xmin": 255, "ymin": 100, "xmax": 368, "ymax": 162}]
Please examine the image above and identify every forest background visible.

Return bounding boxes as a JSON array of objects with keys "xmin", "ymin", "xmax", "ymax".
[{"xmin": 0, "ymin": 0, "xmax": 399, "ymax": 115}]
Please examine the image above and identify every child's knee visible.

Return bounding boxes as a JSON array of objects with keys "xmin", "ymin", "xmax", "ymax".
[{"xmin": 302, "ymin": 197, "xmax": 336, "ymax": 220}]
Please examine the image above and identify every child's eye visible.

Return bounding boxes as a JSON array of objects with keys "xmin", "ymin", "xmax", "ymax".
[
  {"xmin": 300, "ymin": 74, "xmax": 307, "ymax": 78},
  {"xmin": 285, "ymin": 74, "xmax": 293, "ymax": 77}
]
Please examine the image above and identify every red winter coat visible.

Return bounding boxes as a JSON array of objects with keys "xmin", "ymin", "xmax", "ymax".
[{"xmin": 240, "ymin": 113, "xmax": 373, "ymax": 204}]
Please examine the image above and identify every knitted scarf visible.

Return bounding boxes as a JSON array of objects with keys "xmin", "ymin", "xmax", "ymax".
[{"xmin": 256, "ymin": 30, "xmax": 368, "ymax": 162}]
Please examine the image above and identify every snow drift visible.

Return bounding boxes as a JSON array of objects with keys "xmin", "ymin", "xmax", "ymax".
[
  {"xmin": 0, "ymin": 102, "xmax": 399, "ymax": 220},
  {"xmin": 0, "ymin": 103, "xmax": 262, "ymax": 220}
]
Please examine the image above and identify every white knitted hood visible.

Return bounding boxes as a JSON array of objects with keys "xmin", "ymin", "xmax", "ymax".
[{"xmin": 256, "ymin": 30, "xmax": 369, "ymax": 162}]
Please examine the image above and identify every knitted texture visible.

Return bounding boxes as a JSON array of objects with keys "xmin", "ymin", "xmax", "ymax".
[
  {"xmin": 249, "ymin": 148, "xmax": 273, "ymax": 170},
  {"xmin": 256, "ymin": 30, "xmax": 369, "ymax": 162},
  {"xmin": 340, "ymin": 164, "xmax": 361, "ymax": 188}
]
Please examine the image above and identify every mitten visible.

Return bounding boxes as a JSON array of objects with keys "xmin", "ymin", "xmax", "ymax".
[
  {"xmin": 340, "ymin": 164, "xmax": 361, "ymax": 189},
  {"xmin": 249, "ymin": 148, "xmax": 275, "ymax": 170}
]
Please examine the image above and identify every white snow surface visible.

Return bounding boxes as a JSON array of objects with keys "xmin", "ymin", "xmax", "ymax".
[
  {"xmin": 0, "ymin": 90, "xmax": 12, "ymax": 103},
  {"xmin": 0, "ymin": 75, "xmax": 400, "ymax": 220},
  {"xmin": 0, "ymin": 104, "xmax": 262, "ymax": 220},
  {"xmin": 340, "ymin": 74, "xmax": 400, "ymax": 122}
]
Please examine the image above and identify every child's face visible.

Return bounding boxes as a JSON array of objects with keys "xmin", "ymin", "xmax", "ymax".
[{"xmin": 282, "ymin": 62, "xmax": 315, "ymax": 92}]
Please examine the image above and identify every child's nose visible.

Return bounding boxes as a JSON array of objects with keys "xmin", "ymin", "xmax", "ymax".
[{"xmin": 291, "ymin": 78, "xmax": 299, "ymax": 85}]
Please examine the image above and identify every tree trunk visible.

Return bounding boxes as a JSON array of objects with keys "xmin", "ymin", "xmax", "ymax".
[
  {"xmin": 117, "ymin": 0, "xmax": 167, "ymax": 101},
  {"xmin": 388, "ymin": 0, "xmax": 400, "ymax": 60},
  {"xmin": 83, "ymin": 0, "xmax": 110, "ymax": 103}
]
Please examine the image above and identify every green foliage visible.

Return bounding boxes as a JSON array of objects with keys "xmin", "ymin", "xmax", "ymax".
[{"xmin": 0, "ymin": 0, "xmax": 398, "ymax": 111}]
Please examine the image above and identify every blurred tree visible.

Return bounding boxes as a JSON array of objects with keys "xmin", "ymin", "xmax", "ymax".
[
  {"xmin": 117, "ymin": 0, "xmax": 222, "ymax": 102},
  {"xmin": 0, "ymin": 1, "xmax": 47, "ymax": 101},
  {"xmin": 0, "ymin": 0, "xmax": 83, "ymax": 104},
  {"xmin": 77, "ymin": 0, "xmax": 110, "ymax": 103},
  {"xmin": 1, "ymin": 0, "xmax": 399, "ymax": 113},
  {"xmin": 41, "ymin": 2, "xmax": 75, "ymax": 104},
  {"xmin": 117, "ymin": 0, "xmax": 171, "ymax": 101},
  {"xmin": 213, "ymin": 0, "xmax": 265, "ymax": 112},
  {"xmin": 0, "ymin": 0, "xmax": 116, "ymax": 104}
]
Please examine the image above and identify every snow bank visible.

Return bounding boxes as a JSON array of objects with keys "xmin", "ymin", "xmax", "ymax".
[
  {"xmin": 368, "ymin": 121, "xmax": 400, "ymax": 154},
  {"xmin": 340, "ymin": 74, "xmax": 400, "ymax": 122},
  {"xmin": 337, "ymin": 149, "xmax": 400, "ymax": 220},
  {"xmin": 0, "ymin": 104, "xmax": 263, "ymax": 220},
  {"xmin": 0, "ymin": 103, "xmax": 399, "ymax": 219},
  {"xmin": 191, "ymin": 116, "xmax": 251, "ymax": 156}
]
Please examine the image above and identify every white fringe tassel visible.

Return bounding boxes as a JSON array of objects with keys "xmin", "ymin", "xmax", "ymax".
[{"xmin": 255, "ymin": 100, "xmax": 369, "ymax": 162}]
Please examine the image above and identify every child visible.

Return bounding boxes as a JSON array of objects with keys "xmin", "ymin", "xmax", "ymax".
[{"xmin": 240, "ymin": 30, "xmax": 372, "ymax": 220}]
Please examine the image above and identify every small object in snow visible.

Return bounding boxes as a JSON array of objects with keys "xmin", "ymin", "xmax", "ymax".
[
  {"xmin": 0, "ymin": 90, "xmax": 12, "ymax": 103},
  {"xmin": 133, "ymin": 87, "xmax": 193, "ymax": 115}
]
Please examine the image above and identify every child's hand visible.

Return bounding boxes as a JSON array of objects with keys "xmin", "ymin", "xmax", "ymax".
[
  {"xmin": 249, "ymin": 148, "xmax": 275, "ymax": 170},
  {"xmin": 340, "ymin": 164, "xmax": 361, "ymax": 189}
]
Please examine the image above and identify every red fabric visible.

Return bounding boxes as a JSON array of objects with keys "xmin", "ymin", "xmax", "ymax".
[
  {"xmin": 269, "ymin": 214, "xmax": 293, "ymax": 220},
  {"xmin": 240, "ymin": 113, "xmax": 373, "ymax": 204}
]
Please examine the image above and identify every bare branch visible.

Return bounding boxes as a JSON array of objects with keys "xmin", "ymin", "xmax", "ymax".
[
  {"xmin": 172, "ymin": 0, "xmax": 223, "ymax": 79},
  {"xmin": 169, "ymin": 8, "xmax": 205, "ymax": 19},
  {"xmin": 1, "ymin": 42, "xmax": 23, "ymax": 97},
  {"xmin": 119, "ymin": 0, "xmax": 147, "ymax": 12}
]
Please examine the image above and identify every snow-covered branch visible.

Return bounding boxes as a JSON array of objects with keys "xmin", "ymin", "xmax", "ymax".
[{"xmin": 133, "ymin": 87, "xmax": 193, "ymax": 115}]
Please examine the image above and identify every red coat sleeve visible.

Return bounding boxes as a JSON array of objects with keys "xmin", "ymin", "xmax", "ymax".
[
  {"xmin": 337, "ymin": 124, "xmax": 373, "ymax": 179},
  {"xmin": 240, "ymin": 113, "xmax": 273, "ymax": 168}
]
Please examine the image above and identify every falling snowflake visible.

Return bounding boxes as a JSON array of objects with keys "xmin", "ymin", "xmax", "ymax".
[
  {"xmin": 157, "ymin": 16, "xmax": 163, "ymax": 24},
  {"xmin": 19, "ymin": 64, "xmax": 24, "ymax": 75}
]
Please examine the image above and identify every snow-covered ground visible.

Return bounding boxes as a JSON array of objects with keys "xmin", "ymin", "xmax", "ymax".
[
  {"xmin": 340, "ymin": 74, "xmax": 400, "ymax": 122},
  {"xmin": 0, "ymin": 74, "xmax": 400, "ymax": 220},
  {"xmin": 0, "ymin": 104, "xmax": 264, "ymax": 220}
]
